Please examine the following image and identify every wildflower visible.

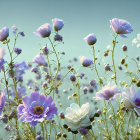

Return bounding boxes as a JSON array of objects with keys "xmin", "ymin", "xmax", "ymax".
[
  {"xmin": 52, "ymin": 18, "xmax": 64, "ymax": 31},
  {"xmin": 80, "ymin": 56, "xmax": 93, "ymax": 67},
  {"xmin": 122, "ymin": 86, "xmax": 140, "ymax": 116},
  {"xmin": 54, "ymin": 34, "xmax": 63, "ymax": 41},
  {"xmin": 70, "ymin": 74, "xmax": 76, "ymax": 82},
  {"xmin": 31, "ymin": 67, "xmax": 38, "ymax": 73},
  {"xmin": 0, "ymin": 59, "xmax": 6, "ymax": 72},
  {"xmin": 14, "ymin": 48, "xmax": 22, "ymax": 55},
  {"xmin": 17, "ymin": 92, "xmax": 57, "ymax": 126},
  {"xmin": 96, "ymin": 82, "xmax": 121, "ymax": 100},
  {"xmin": 0, "ymin": 27, "xmax": 9, "ymax": 41},
  {"xmin": 65, "ymin": 103, "xmax": 94, "ymax": 131},
  {"xmin": 0, "ymin": 91, "xmax": 5, "ymax": 115},
  {"xmin": 19, "ymin": 32, "xmax": 25, "ymax": 37},
  {"xmin": 79, "ymin": 128, "xmax": 89, "ymax": 135},
  {"xmin": 110, "ymin": 18, "xmax": 133, "ymax": 38},
  {"xmin": 84, "ymin": 34, "xmax": 97, "ymax": 45},
  {"xmin": 33, "ymin": 54, "xmax": 48, "ymax": 66},
  {"xmin": 34, "ymin": 23, "xmax": 51, "ymax": 38},
  {"xmin": 122, "ymin": 45, "xmax": 127, "ymax": 51},
  {"xmin": 105, "ymin": 64, "xmax": 111, "ymax": 71},
  {"xmin": 42, "ymin": 46, "xmax": 49, "ymax": 55}
]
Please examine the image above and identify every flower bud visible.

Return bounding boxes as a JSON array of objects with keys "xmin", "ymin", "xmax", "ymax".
[
  {"xmin": 84, "ymin": 34, "xmax": 97, "ymax": 45},
  {"xmin": 52, "ymin": 18, "xmax": 64, "ymax": 31},
  {"xmin": 0, "ymin": 27, "xmax": 9, "ymax": 41}
]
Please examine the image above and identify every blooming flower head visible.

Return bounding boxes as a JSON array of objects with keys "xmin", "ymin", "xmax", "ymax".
[
  {"xmin": 0, "ymin": 27, "xmax": 9, "ymax": 41},
  {"xmin": 65, "ymin": 103, "xmax": 94, "ymax": 131},
  {"xmin": 122, "ymin": 86, "xmax": 140, "ymax": 116},
  {"xmin": 34, "ymin": 23, "xmax": 51, "ymax": 38},
  {"xmin": 0, "ymin": 91, "xmax": 5, "ymax": 115},
  {"xmin": 33, "ymin": 54, "xmax": 48, "ymax": 66},
  {"xmin": 110, "ymin": 18, "xmax": 133, "ymax": 38},
  {"xmin": 84, "ymin": 34, "xmax": 97, "ymax": 45},
  {"xmin": 80, "ymin": 56, "xmax": 93, "ymax": 67},
  {"xmin": 17, "ymin": 92, "xmax": 57, "ymax": 126},
  {"xmin": 96, "ymin": 82, "xmax": 121, "ymax": 101},
  {"xmin": 52, "ymin": 18, "xmax": 64, "ymax": 31}
]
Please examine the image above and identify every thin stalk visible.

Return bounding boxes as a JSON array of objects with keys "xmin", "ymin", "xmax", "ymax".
[
  {"xmin": 92, "ymin": 45, "xmax": 103, "ymax": 85},
  {"xmin": 112, "ymin": 35, "xmax": 118, "ymax": 85}
]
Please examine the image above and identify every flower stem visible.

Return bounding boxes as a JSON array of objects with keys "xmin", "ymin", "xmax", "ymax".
[
  {"xmin": 112, "ymin": 35, "xmax": 118, "ymax": 85},
  {"xmin": 92, "ymin": 45, "xmax": 103, "ymax": 85}
]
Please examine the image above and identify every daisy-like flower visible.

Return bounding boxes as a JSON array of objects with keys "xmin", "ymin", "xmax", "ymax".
[
  {"xmin": 17, "ymin": 92, "xmax": 57, "ymax": 126},
  {"xmin": 96, "ymin": 82, "xmax": 121, "ymax": 101},
  {"xmin": 0, "ymin": 91, "xmax": 5, "ymax": 115},
  {"xmin": 122, "ymin": 86, "xmax": 140, "ymax": 116},
  {"xmin": 110, "ymin": 18, "xmax": 133, "ymax": 38},
  {"xmin": 65, "ymin": 103, "xmax": 94, "ymax": 131}
]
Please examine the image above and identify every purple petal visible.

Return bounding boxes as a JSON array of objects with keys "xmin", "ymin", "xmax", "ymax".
[{"xmin": 46, "ymin": 103, "xmax": 57, "ymax": 119}]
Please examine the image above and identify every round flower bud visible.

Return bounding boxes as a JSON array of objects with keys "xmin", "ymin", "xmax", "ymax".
[
  {"xmin": 105, "ymin": 64, "xmax": 111, "ymax": 71},
  {"xmin": 14, "ymin": 48, "xmax": 22, "ymax": 55},
  {"xmin": 34, "ymin": 23, "xmax": 51, "ymax": 38},
  {"xmin": 70, "ymin": 74, "xmax": 76, "ymax": 82},
  {"xmin": 0, "ymin": 27, "xmax": 9, "ymax": 41},
  {"xmin": 79, "ymin": 128, "xmax": 88, "ymax": 135},
  {"xmin": 52, "ymin": 18, "xmax": 64, "ymax": 31},
  {"xmin": 54, "ymin": 34, "xmax": 63, "ymax": 42},
  {"xmin": 42, "ymin": 46, "xmax": 49, "ymax": 55},
  {"xmin": 59, "ymin": 112, "xmax": 65, "ymax": 119},
  {"xmin": 136, "ymin": 80, "xmax": 140, "ymax": 87},
  {"xmin": 84, "ymin": 33, "xmax": 97, "ymax": 45},
  {"xmin": 83, "ymin": 87, "xmax": 88, "ymax": 94},
  {"xmin": 80, "ymin": 56, "xmax": 93, "ymax": 67},
  {"xmin": 122, "ymin": 45, "xmax": 127, "ymax": 51}
]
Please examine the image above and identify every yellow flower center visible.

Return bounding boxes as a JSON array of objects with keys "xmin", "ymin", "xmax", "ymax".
[{"xmin": 33, "ymin": 106, "xmax": 44, "ymax": 114}]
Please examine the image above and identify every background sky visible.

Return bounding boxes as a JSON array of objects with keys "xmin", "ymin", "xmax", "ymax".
[{"xmin": 0, "ymin": 0, "xmax": 140, "ymax": 63}]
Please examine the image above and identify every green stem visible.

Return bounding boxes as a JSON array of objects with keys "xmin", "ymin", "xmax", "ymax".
[
  {"xmin": 92, "ymin": 45, "xmax": 103, "ymax": 85},
  {"xmin": 112, "ymin": 35, "xmax": 118, "ymax": 85}
]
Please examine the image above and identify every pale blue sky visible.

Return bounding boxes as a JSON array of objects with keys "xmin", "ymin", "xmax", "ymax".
[{"xmin": 0, "ymin": 0, "xmax": 140, "ymax": 63}]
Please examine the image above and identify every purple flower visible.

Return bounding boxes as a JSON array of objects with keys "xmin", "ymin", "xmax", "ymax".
[
  {"xmin": 84, "ymin": 34, "xmax": 97, "ymax": 45},
  {"xmin": 31, "ymin": 67, "xmax": 39, "ymax": 73},
  {"xmin": 34, "ymin": 23, "xmax": 51, "ymax": 38},
  {"xmin": 14, "ymin": 48, "xmax": 22, "ymax": 55},
  {"xmin": 0, "ymin": 59, "xmax": 6, "ymax": 72},
  {"xmin": 42, "ymin": 46, "xmax": 49, "ymax": 55},
  {"xmin": 110, "ymin": 18, "xmax": 133, "ymax": 38},
  {"xmin": 122, "ymin": 86, "xmax": 140, "ymax": 116},
  {"xmin": 0, "ymin": 27, "xmax": 9, "ymax": 41},
  {"xmin": 12, "ymin": 25, "xmax": 18, "ymax": 35},
  {"xmin": 17, "ymin": 92, "xmax": 57, "ymax": 126},
  {"xmin": 33, "ymin": 54, "xmax": 48, "ymax": 66},
  {"xmin": 0, "ymin": 91, "xmax": 5, "ymax": 115},
  {"xmin": 79, "ymin": 128, "xmax": 89, "ymax": 135},
  {"xmin": 80, "ymin": 56, "xmax": 93, "ymax": 67},
  {"xmin": 19, "ymin": 32, "xmax": 25, "ymax": 37},
  {"xmin": 96, "ymin": 82, "xmax": 121, "ymax": 101},
  {"xmin": 54, "ymin": 34, "xmax": 63, "ymax": 42},
  {"xmin": 52, "ymin": 18, "xmax": 64, "ymax": 31}
]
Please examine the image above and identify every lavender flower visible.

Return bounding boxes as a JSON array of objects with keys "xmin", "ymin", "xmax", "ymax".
[
  {"xmin": 80, "ymin": 56, "xmax": 93, "ymax": 67},
  {"xmin": 19, "ymin": 32, "xmax": 25, "ymax": 37},
  {"xmin": 52, "ymin": 18, "xmax": 64, "ymax": 31},
  {"xmin": 12, "ymin": 25, "xmax": 18, "ymax": 35},
  {"xmin": 0, "ymin": 91, "xmax": 5, "ymax": 115},
  {"xmin": 0, "ymin": 27, "xmax": 9, "ymax": 41},
  {"xmin": 42, "ymin": 46, "xmax": 49, "ymax": 55},
  {"xmin": 14, "ymin": 48, "xmax": 22, "ymax": 55},
  {"xmin": 0, "ymin": 59, "xmax": 6, "ymax": 72},
  {"xmin": 17, "ymin": 92, "xmax": 57, "ymax": 126},
  {"xmin": 110, "ymin": 18, "xmax": 133, "ymax": 38},
  {"xmin": 122, "ymin": 86, "xmax": 140, "ymax": 116},
  {"xmin": 96, "ymin": 82, "xmax": 121, "ymax": 101},
  {"xmin": 33, "ymin": 54, "xmax": 48, "ymax": 66},
  {"xmin": 84, "ymin": 34, "xmax": 97, "ymax": 45},
  {"xmin": 54, "ymin": 34, "xmax": 63, "ymax": 42},
  {"xmin": 34, "ymin": 23, "xmax": 51, "ymax": 38}
]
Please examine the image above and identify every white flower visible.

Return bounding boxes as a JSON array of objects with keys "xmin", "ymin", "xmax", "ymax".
[
  {"xmin": 65, "ymin": 103, "xmax": 94, "ymax": 131},
  {"xmin": 122, "ymin": 86, "xmax": 140, "ymax": 116}
]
